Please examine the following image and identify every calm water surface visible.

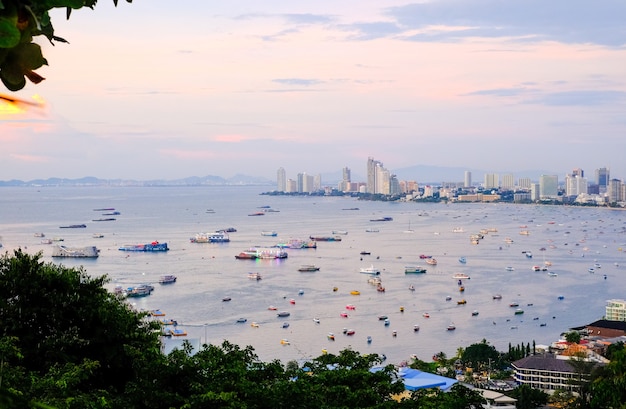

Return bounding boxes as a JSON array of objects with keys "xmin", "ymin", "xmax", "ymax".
[{"xmin": 1, "ymin": 186, "xmax": 625, "ymax": 364}]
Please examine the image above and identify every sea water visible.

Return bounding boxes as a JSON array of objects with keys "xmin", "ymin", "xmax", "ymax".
[{"xmin": 1, "ymin": 186, "xmax": 625, "ymax": 364}]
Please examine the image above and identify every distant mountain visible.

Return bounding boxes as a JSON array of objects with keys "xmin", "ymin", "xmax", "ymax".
[{"xmin": 0, "ymin": 175, "xmax": 274, "ymax": 187}]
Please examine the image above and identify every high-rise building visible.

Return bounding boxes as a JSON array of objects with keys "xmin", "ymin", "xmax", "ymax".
[
  {"xmin": 340, "ymin": 167, "xmax": 351, "ymax": 192},
  {"xmin": 606, "ymin": 299, "xmax": 626, "ymax": 321},
  {"xmin": 313, "ymin": 174, "xmax": 322, "ymax": 191},
  {"xmin": 565, "ymin": 173, "xmax": 588, "ymax": 197},
  {"xmin": 539, "ymin": 175, "xmax": 559, "ymax": 199},
  {"xmin": 596, "ymin": 167, "xmax": 610, "ymax": 192},
  {"xmin": 484, "ymin": 173, "xmax": 499, "ymax": 190},
  {"xmin": 607, "ymin": 178, "xmax": 622, "ymax": 203},
  {"xmin": 464, "ymin": 171, "xmax": 472, "ymax": 188},
  {"xmin": 276, "ymin": 167, "xmax": 286, "ymax": 192},
  {"xmin": 376, "ymin": 165, "xmax": 391, "ymax": 194},
  {"xmin": 367, "ymin": 157, "xmax": 382, "ymax": 194},
  {"xmin": 518, "ymin": 177, "xmax": 531, "ymax": 190},
  {"xmin": 572, "ymin": 168, "xmax": 584, "ymax": 178},
  {"xmin": 501, "ymin": 174, "xmax": 515, "ymax": 190}
]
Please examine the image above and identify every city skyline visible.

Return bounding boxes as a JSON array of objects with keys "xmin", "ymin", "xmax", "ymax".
[{"xmin": 1, "ymin": 1, "xmax": 625, "ymax": 181}]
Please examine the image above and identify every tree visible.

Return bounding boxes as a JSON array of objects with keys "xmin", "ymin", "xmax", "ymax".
[
  {"xmin": 509, "ymin": 384, "xmax": 548, "ymax": 409},
  {"xmin": 0, "ymin": 0, "xmax": 131, "ymax": 91},
  {"xmin": 565, "ymin": 331, "xmax": 581, "ymax": 344},
  {"xmin": 461, "ymin": 340, "xmax": 500, "ymax": 373},
  {"xmin": 403, "ymin": 384, "xmax": 486, "ymax": 409},
  {"xmin": 0, "ymin": 249, "xmax": 163, "ymax": 408},
  {"xmin": 588, "ymin": 348, "xmax": 626, "ymax": 409}
]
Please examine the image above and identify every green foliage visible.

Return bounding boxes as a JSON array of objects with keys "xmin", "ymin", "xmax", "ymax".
[
  {"xmin": 588, "ymin": 348, "xmax": 626, "ymax": 409},
  {"xmin": 509, "ymin": 384, "xmax": 548, "ymax": 409},
  {"xmin": 0, "ymin": 0, "xmax": 131, "ymax": 91},
  {"xmin": 404, "ymin": 384, "xmax": 486, "ymax": 408},
  {"xmin": 460, "ymin": 339, "xmax": 500, "ymax": 371},
  {"xmin": 564, "ymin": 331, "xmax": 581, "ymax": 344}
]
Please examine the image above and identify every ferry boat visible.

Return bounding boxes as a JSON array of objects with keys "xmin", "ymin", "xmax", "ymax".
[
  {"xmin": 52, "ymin": 245, "xmax": 99, "ymax": 258},
  {"xmin": 190, "ymin": 232, "xmax": 230, "ymax": 243},
  {"xmin": 404, "ymin": 266, "xmax": 427, "ymax": 274},
  {"xmin": 158, "ymin": 274, "xmax": 177, "ymax": 284},
  {"xmin": 274, "ymin": 238, "xmax": 317, "ymax": 249},
  {"xmin": 298, "ymin": 265, "xmax": 320, "ymax": 272},
  {"xmin": 360, "ymin": 265, "xmax": 381, "ymax": 275},
  {"xmin": 59, "ymin": 224, "xmax": 87, "ymax": 229},
  {"xmin": 309, "ymin": 235, "xmax": 342, "ymax": 242},
  {"xmin": 119, "ymin": 241, "xmax": 169, "ymax": 252}
]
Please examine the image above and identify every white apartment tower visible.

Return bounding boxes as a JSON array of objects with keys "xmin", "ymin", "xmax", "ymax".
[
  {"xmin": 464, "ymin": 171, "xmax": 472, "ymax": 188},
  {"xmin": 606, "ymin": 299, "xmax": 626, "ymax": 321},
  {"xmin": 539, "ymin": 175, "xmax": 559, "ymax": 199},
  {"xmin": 276, "ymin": 167, "xmax": 287, "ymax": 192},
  {"xmin": 501, "ymin": 174, "xmax": 515, "ymax": 190},
  {"xmin": 484, "ymin": 173, "xmax": 499, "ymax": 190}
]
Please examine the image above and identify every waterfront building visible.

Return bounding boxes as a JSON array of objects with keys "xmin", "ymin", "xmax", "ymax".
[
  {"xmin": 595, "ymin": 167, "xmax": 610, "ymax": 192},
  {"xmin": 539, "ymin": 175, "xmax": 559, "ymax": 200},
  {"xmin": 501, "ymin": 174, "xmax": 515, "ymax": 190},
  {"xmin": 565, "ymin": 173, "xmax": 588, "ymax": 197},
  {"xmin": 605, "ymin": 299, "xmax": 626, "ymax": 321},
  {"xmin": 285, "ymin": 179, "xmax": 297, "ymax": 193},
  {"xmin": 517, "ymin": 177, "xmax": 532, "ymax": 190},
  {"xmin": 484, "ymin": 173, "xmax": 499, "ymax": 190},
  {"xmin": 277, "ymin": 167, "xmax": 286, "ymax": 192},
  {"xmin": 464, "ymin": 171, "xmax": 472, "ymax": 188},
  {"xmin": 512, "ymin": 354, "xmax": 595, "ymax": 392},
  {"xmin": 530, "ymin": 183, "xmax": 540, "ymax": 201},
  {"xmin": 339, "ymin": 167, "xmax": 351, "ymax": 192},
  {"xmin": 607, "ymin": 178, "xmax": 624, "ymax": 204},
  {"xmin": 366, "ymin": 157, "xmax": 382, "ymax": 194},
  {"xmin": 313, "ymin": 174, "xmax": 322, "ymax": 191}
]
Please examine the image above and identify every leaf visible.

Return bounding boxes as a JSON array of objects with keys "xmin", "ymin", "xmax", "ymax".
[{"xmin": 0, "ymin": 14, "xmax": 20, "ymax": 48}]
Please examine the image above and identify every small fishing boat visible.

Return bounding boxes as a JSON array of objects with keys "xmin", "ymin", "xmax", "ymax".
[
  {"xmin": 377, "ymin": 315, "xmax": 388, "ymax": 320},
  {"xmin": 236, "ymin": 318, "xmax": 247, "ymax": 323},
  {"xmin": 350, "ymin": 290, "xmax": 361, "ymax": 295},
  {"xmin": 346, "ymin": 304, "xmax": 356, "ymax": 310},
  {"xmin": 384, "ymin": 318, "xmax": 390, "ymax": 326},
  {"xmin": 413, "ymin": 325, "xmax": 420, "ymax": 332},
  {"xmin": 313, "ymin": 317, "xmax": 320, "ymax": 323},
  {"xmin": 282, "ymin": 322, "xmax": 289, "ymax": 328},
  {"xmin": 251, "ymin": 322, "xmax": 260, "ymax": 328},
  {"xmin": 472, "ymin": 310, "xmax": 479, "ymax": 316},
  {"xmin": 280, "ymin": 339, "xmax": 290, "ymax": 345},
  {"xmin": 423, "ymin": 312, "xmax": 430, "ymax": 318},
  {"xmin": 327, "ymin": 332, "xmax": 335, "ymax": 340},
  {"xmin": 459, "ymin": 257, "xmax": 467, "ymax": 264},
  {"xmin": 340, "ymin": 312, "xmax": 349, "ymax": 318},
  {"xmin": 222, "ymin": 296, "xmax": 232, "ymax": 302},
  {"xmin": 447, "ymin": 323, "xmax": 456, "ymax": 331},
  {"xmin": 277, "ymin": 311, "xmax": 291, "ymax": 317},
  {"xmin": 346, "ymin": 329, "xmax": 355, "ymax": 336},
  {"xmin": 367, "ymin": 335, "xmax": 372, "ymax": 343},
  {"xmin": 457, "ymin": 299, "xmax": 467, "ymax": 305},
  {"xmin": 445, "ymin": 295, "xmax": 452, "ymax": 301}
]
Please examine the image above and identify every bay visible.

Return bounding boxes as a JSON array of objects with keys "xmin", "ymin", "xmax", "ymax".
[{"xmin": 1, "ymin": 186, "xmax": 625, "ymax": 364}]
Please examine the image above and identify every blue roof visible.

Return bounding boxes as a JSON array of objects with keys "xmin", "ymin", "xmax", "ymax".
[{"xmin": 396, "ymin": 367, "xmax": 458, "ymax": 391}]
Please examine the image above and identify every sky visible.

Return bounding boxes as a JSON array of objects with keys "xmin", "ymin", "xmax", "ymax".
[{"xmin": 1, "ymin": 0, "xmax": 625, "ymax": 182}]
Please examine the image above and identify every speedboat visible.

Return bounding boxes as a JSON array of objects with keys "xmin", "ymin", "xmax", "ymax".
[
  {"xmin": 359, "ymin": 265, "xmax": 381, "ymax": 275},
  {"xmin": 447, "ymin": 323, "xmax": 456, "ymax": 331}
]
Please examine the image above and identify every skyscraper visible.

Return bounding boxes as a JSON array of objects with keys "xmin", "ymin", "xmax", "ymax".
[
  {"xmin": 276, "ymin": 167, "xmax": 286, "ymax": 192},
  {"xmin": 367, "ymin": 157, "xmax": 381, "ymax": 194},
  {"xmin": 539, "ymin": 174, "xmax": 558, "ymax": 199},
  {"xmin": 596, "ymin": 167, "xmax": 610, "ymax": 192},
  {"xmin": 484, "ymin": 173, "xmax": 499, "ymax": 190},
  {"xmin": 464, "ymin": 171, "xmax": 472, "ymax": 188}
]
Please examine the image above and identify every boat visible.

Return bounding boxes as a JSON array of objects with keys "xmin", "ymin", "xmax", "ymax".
[
  {"xmin": 126, "ymin": 284, "xmax": 154, "ymax": 298},
  {"xmin": 413, "ymin": 325, "xmax": 420, "ymax": 332},
  {"xmin": 332, "ymin": 230, "xmax": 348, "ymax": 235},
  {"xmin": 41, "ymin": 238, "xmax": 53, "ymax": 244},
  {"xmin": 92, "ymin": 218, "xmax": 115, "ymax": 222},
  {"xmin": 493, "ymin": 294, "xmax": 502, "ymax": 300},
  {"xmin": 509, "ymin": 302, "xmax": 519, "ymax": 307},
  {"xmin": 506, "ymin": 266, "xmax": 514, "ymax": 271},
  {"xmin": 248, "ymin": 212, "xmax": 265, "ymax": 216},
  {"xmin": 447, "ymin": 323, "xmax": 456, "ymax": 331},
  {"xmin": 34, "ymin": 232, "xmax": 45, "ymax": 237},
  {"xmin": 472, "ymin": 310, "xmax": 479, "ymax": 316},
  {"xmin": 340, "ymin": 312, "xmax": 348, "ymax": 318},
  {"xmin": 119, "ymin": 241, "xmax": 169, "ymax": 252},
  {"xmin": 359, "ymin": 265, "xmax": 381, "ymax": 275},
  {"xmin": 190, "ymin": 232, "xmax": 230, "ymax": 243},
  {"xmin": 346, "ymin": 304, "xmax": 356, "ymax": 310},
  {"xmin": 365, "ymin": 228, "xmax": 379, "ymax": 233},
  {"xmin": 548, "ymin": 272, "xmax": 558, "ymax": 277},
  {"xmin": 158, "ymin": 274, "xmax": 177, "ymax": 284},
  {"xmin": 282, "ymin": 322, "xmax": 289, "ymax": 328},
  {"xmin": 519, "ymin": 230, "xmax": 530, "ymax": 235},
  {"xmin": 289, "ymin": 299, "xmax": 296, "ymax": 304},
  {"xmin": 267, "ymin": 305, "xmax": 277, "ymax": 310},
  {"xmin": 452, "ymin": 273, "xmax": 470, "ymax": 279},
  {"xmin": 251, "ymin": 322, "xmax": 260, "ymax": 328},
  {"xmin": 92, "ymin": 233, "xmax": 104, "ymax": 238},
  {"xmin": 274, "ymin": 238, "xmax": 317, "ymax": 249},
  {"xmin": 457, "ymin": 299, "xmax": 467, "ymax": 305},
  {"xmin": 367, "ymin": 336, "xmax": 372, "ymax": 343},
  {"xmin": 261, "ymin": 231, "xmax": 278, "ymax": 237},
  {"xmin": 376, "ymin": 285, "xmax": 385, "ymax": 292},
  {"xmin": 277, "ymin": 311, "xmax": 290, "ymax": 317},
  {"xmin": 514, "ymin": 309, "xmax": 524, "ymax": 315},
  {"xmin": 247, "ymin": 272, "xmax": 262, "ymax": 280},
  {"xmin": 452, "ymin": 227, "xmax": 464, "ymax": 233},
  {"xmin": 392, "ymin": 330, "xmax": 397, "ymax": 337},
  {"xmin": 170, "ymin": 328, "xmax": 187, "ymax": 337},
  {"xmin": 102, "ymin": 211, "xmax": 120, "ymax": 215},
  {"xmin": 360, "ymin": 251, "xmax": 371, "ymax": 255},
  {"xmin": 309, "ymin": 235, "xmax": 342, "ymax": 242},
  {"xmin": 327, "ymin": 332, "xmax": 335, "ymax": 340},
  {"xmin": 298, "ymin": 265, "xmax": 320, "ymax": 272},
  {"xmin": 458, "ymin": 257, "xmax": 467, "ymax": 264},
  {"xmin": 346, "ymin": 329, "xmax": 355, "ymax": 336},
  {"xmin": 59, "ymin": 224, "xmax": 87, "ymax": 229},
  {"xmin": 51, "ymin": 245, "xmax": 99, "ymax": 258},
  {"xmin": 367, "ymin": 276, "xmax": 382, "ymax": 285},
  {"xmin": 377, "ymin": 315, "xmax": 388, "ymax": 320},
  {"xmin": 426, "ymin": 258, "xmax": 437, "ymax": 266},
  {"xmin": 313, "ymin": 317, "xmax": 320, "ymax": 323},
  {"xmin": 235, "ymin": 247, "xmax": 288, "ymax": 260},
  {"xmin": 445, "ymin": 295, "xmax": 452, "ymax": 301},
  {"xmin": 404, "ymin": 266, "xmax": 426, "ymax": 274},
  {"xmin": 149, "ymin": 309, "xmax": 165, "ymax": 316},
  {"xmin": 370, "ymin": 216, "xmax": 393, "ymax": 222},
  {"xmin": 222, "ymin": 296, "xmax": 232, "ymax": 302},
  {"xmin": 419, "ymin": 254, "xmax": 432, "ymax": 259},
  {"xmin": 423, "ymin": 312, "xmax": 430, "ymax": 318},
  {"xmin": 459, "ymin": 286, "xmax": 465, "ymax": 292},
  {"xmin": 408, "ymin": 285, "xmax": 415, "ymax": 291},
  {"xmin": 93, "ymin": 208, "xmax": 115, "ymax": 211},
  {"xmin": 236, "ymin": 318, "xmax": 247, "ymax": 323},
  {"xmin": 280, "ymin": 339, "xmax": 290, "ymax": 345}
]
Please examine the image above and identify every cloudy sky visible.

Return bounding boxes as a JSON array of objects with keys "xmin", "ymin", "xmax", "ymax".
[{"xmin": 1, "ymin": 0, "xmax": 625, "ymax": 182}]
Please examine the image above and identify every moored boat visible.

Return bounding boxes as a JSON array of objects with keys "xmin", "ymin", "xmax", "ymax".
[
  {"xmin": 59, "ymin": 224, "xmax": 87, "ymax": 229},
  {"xmin": 309, "ymin": 235, "xmax": 342, "ymax": 242},
  {"xmin": 404, "ymin": 266, "xmax": 426, "ymax": 274},
  {"xmin": 247, "ymin": 272, "xmax": 262, "ymax": 280},
  {"xmin": 360, "ymin": 264, "xmax": 381, "ymax": 275},
  {"xmin": 452, "ymin": 273, "xmax": 470, "ymax": 279},
  {"xmin": 51, "ymin": 245, "xmax": 99, "ymax": 258},
  {"xmin": 158, "ymin": 274, "xmax": 177, "ymax": 284},
  {"xmin": 298, "ymin": 265, "xmax": 320, "ymax": 272},
  {"xmin": 261, "ymin": 231, "xmax": 278, "ymax": 237},
  {"xmin": 119, "ymin": 241, "xmax": 169, "ymax": 252},
  {"xmin": 190, "ymin": 232, "xmax": 230, "ymax": 243},
  {"xmin": 426, "ymin": 258, "xmax": 437, "ymax": 265}
]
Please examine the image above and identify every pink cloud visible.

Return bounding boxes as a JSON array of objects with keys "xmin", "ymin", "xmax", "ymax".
[
  {"xmin": 11, "ymin": 154, "xmax": 49, "ymax": 163},
  {"xmin": 213, "ymin": 134, "xmax": 252, "ymax": 143}
]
